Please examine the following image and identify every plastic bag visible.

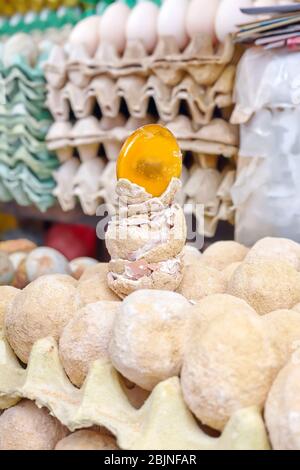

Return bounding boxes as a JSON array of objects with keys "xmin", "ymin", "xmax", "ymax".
[
  {"xmin": 232, "ymin": 108, "xmax": 300, "ymax": 245},
  {"xmin": 231, "ymin": 47, "xmax": 300, "ymax": 245},
  {"xmin": 231, "ymin": 48, "xmax": 300, "ymax": 125}
]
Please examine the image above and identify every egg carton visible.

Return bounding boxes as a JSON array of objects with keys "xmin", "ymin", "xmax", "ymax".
[
  {"xmin": 53, "ymin": 158, "xmax": 117, "ymax": 215},
  {"xmin": 47, "ymin": 115, "xmax": 239, "ymax": 163},
  {"xmin": 47, "ymin": 66, "xmax": 235, "ymax": 124},
  {"xmin": 0, "ymin": 111, "xmax": 51, "ymax": 131},
  {"xmin": 45, "ymin": 35, "xmax": 235, "ymax": 89},
  {"xmin": 0, "ymin": 120, "xmax": 52, "ymax": 143},
  {"xmin": 0, "ymin": 147, "xmax": 58, "ymax": 180},
  {"xmin": 53, "ymin": 153, "xmax": 235, "ymax": 239},
  {"xmin": 183, "ymin": 165, "xmax": 236, "ymax": 238},
  {"xmin": 0, "ymin": 335, "xmax": 269, "ymax": 450},
  {"xmin": 0, "ymin": 59, "xmax": 45, "ymax": 87},
  {"xmin": 0, "ymin": 99, "xmax": 50, "ymax": 123},
  {"xmin": 4, "ymin": 81, "xmax": 46, "ymax": 103},
  {"xmin": 0, "ymin": 162, "xmax": 56, "ymax": 212},
  {"xmin": 0, "ymin": 99, "xmax": 52, "ymax": 122}
]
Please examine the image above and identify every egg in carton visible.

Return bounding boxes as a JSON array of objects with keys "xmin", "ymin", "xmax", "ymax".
[
  {"xmin": 7, "ymin": 234, "xmax": 300, "ymax": 448},
  {"xmin": 0, "ymin": 239, "xmax": 35, "ymax": 290},
  {"xmin": 0, "ymin": 335, "xmax": 269, "ymax": 450},
  {"xmin": 0, "ymin": 271, "xmax": 277, "ymax": 450}
]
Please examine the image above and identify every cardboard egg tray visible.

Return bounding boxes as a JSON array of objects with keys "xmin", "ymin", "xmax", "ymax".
[
  {"xmin": 45, "ymin": 35, "xmax": 236, "ymax": 89},
  {"xmin": 0, "ymin": 335, "xmax": 269, "ymax": 450},
  {"xmin": 46, "ymin": 66, "xmax": 235, "ymax": 124},
  {"xmin": 53, "ymin": 154, "xmax": 235, "ymax": 239},
  {"xmin": 47, "ymin": 115, "xmax": 239, "ymax": 163},
  {"xmin": 0, "ymin": 162, "xmax": 56, "ymax": 212},
  {"xmin": 44, "ymin": 34, "xmax": 239, "ymax": 235},
  {"xmin": 0, "ymin": 56, "xmax": 58, "ymax": 212},
  {"xmin": 48, "ymin": 113, "xmax": 238, "ymax": 233}
]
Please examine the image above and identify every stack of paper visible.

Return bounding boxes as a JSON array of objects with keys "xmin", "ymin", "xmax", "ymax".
[{"xmin": 234, "ymin": 4, "xmax": 300, "ymax": 51}]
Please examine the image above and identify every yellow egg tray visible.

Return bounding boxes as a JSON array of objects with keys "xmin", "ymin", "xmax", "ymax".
[
  {"xmin": 46, "ymin": 66, "xmax": 235, "ymax": 124},
  {"xmin": 0, "ymin": 1, "xmax": 79, "ymax": 16},
  {"xmin": 0, "ymin": 335, "xmax": 269, "ymax": 450}
]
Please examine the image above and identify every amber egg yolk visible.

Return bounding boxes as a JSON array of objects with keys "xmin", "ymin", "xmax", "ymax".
[{"xmin": 117, "ymin": 124, "xmax": 182, "ymax": 197}]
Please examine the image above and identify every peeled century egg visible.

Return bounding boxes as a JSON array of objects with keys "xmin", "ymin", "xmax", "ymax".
[
  {"xmin": 157, "ymin": 0, "xmax": 189, "ymax": 51},
  {"xmin": 69, "ymin": 16, "xmax": 101, "ymax": 57},
  {"xmin": 186, "ymin": 0, "xmax": 220, "ymax": 40},
  {"xmin": 100, "ymin": 1, "xmax": 131, "ymax": 54},
  {"xmin": 215, "ymin": 0, "xmax": 252, "ymax": 43},
  {"xmin": 126, "ymin": 0, "xmax": 159, "ymax": 53}
]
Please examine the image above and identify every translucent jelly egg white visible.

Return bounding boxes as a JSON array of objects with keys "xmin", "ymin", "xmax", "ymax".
[
  {"xmin": 215, "ymin": 0, "xmax": 252, "ymax": 43},
  {"xmin": 186, "ymin": 0, "xmax": 220, "ymax": 40},
  {"xmin": 100, "ymin": 1, "xmax": 131, "ymax": 54},
  {"xmin": 157, "ymin": 0, "xmax": 189, "ymax": 51},
  {"xmin": 126, "ymin": 1, "xmax": 159, "ymax": 53},
  {"xmin": 69, "ymin": 16, "xmax": 101, "ymax": 57}
]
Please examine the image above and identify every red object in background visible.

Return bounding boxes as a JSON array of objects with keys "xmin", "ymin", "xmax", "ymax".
[{"xmin": 45, "ymin": 223, "xmax": 97, "ymax": 260}]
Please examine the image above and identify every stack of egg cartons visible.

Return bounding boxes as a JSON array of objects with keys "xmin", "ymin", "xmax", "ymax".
[
  {"xmin": 0, "ymin": 33, "xmax": 59, "ymax": 212},
  {"xmin": 45, "ymin": 0, "xmax": 240, "ymax": 237}
]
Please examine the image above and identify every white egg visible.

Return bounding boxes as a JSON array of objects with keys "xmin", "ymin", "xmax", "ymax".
[
  {"xmin": 215, "ymin": 0, "xmax": 252, "ymax": 43},
  {"xmin": 69, "ymin": 16, "xmax": 101, "ymax": 57},
  {"xmin": 126, "ymin": 1, "xmax": 159, "ymax": 53},
  {"xmin": 100, "ymin": 1, "xmax": 131, "ymax": 54},
  {"xmin": 157, "ymin": 0, "xmax": 189, "ymax": 51},
  {"xmin": 186, "ymin": 0, "xmax": 220, "ymax": 39}
]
